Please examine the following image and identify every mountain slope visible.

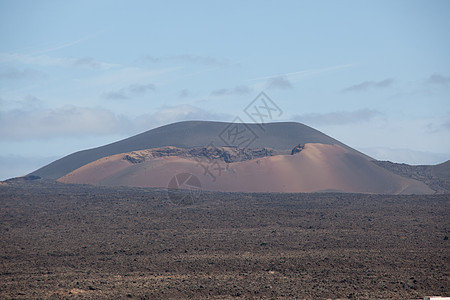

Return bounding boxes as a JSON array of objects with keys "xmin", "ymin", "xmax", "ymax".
[
  {"xmin": 58, "ymin": 143, "xmax": 433, "ymax": 194},
  {"xmin": 373, "ymin": 160, "xmax": 450, "ymax": 193},
  {"xmin": 30, "ymin": 121, "xmax": 369, "ymax": 179}
]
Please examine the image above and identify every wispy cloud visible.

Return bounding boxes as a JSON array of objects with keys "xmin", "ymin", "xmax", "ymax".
[
  {"xmin": 293, "ymin": 108, "xmax": 382, "ymax": 126},
  {"xmin": 0, "ymin": 104, "xmax": 230, "ymax": 140},
  {"xmin": 248, "ymin": 64, "xmax": 355, "ymax": 82},
  {"xmin": 102, "ymin": 83, "xmax": 156, "ymax": 100},
  {"xmin": 426, "ymin": 73, "xmax": 450, "ymax": 86},
  {"xmin": 267, "ymin": 76, "xmax": 293, "ymax": 89},
  {"xmin": 0, "ymin": 95, "xmax": 44, "ymax": 111},
  {"xmin": 73, "ymin": 57, "xmax": 108, "ymax": 69},
  {"xmin": 33, "ymin": 33, "xmax": 101, "ymax": 55},
  {"xmin": 141, "ymin": 54, "xmax": 229, "ymax": 66},
  {"xmin": 342, "ymin": 78, "xmax": 394, "ymax": 93},
  {"xmin": 0, "ymin": 106, "xmax": 124, "ymax": 139},
  {"xmin": 0, "ymin": 52, "xmax": 117, "ymax": 69},
  {"xmin": 134, "ymin": 104, "xmax": 230, "ymax": 130},
  {"xmin": 425, "ymin": 113, "xmax": 450, "ymax": 133},
  {"xmin": 78, "ymin": 66, "xmax": 178, "ymax": 88},
  {"xmin": 443, "ymin": 119, "xmax": 450, "ymax": 130},
  {"xmin": 211, "ymin": 85, "xmax": 252, "ymax": 96},
  {"xmin": 128, "ymin": 83, "xmax": 156, "ymax": 94},
  {"xmin": 179, "ymin": 89, "xmax": 191, "ymax": 98},
  {"xmin": 102, "ymin": 91, "xmax": 128, "ymax": 100},
  {"xmin": 0, "ymin": 67, "xmax": 45, "ymax": 80},
  {"xmin": 360, "ymin": 147, "xmax": 449, "ymax": 165}
]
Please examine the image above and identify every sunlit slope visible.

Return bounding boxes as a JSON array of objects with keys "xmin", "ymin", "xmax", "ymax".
[
  {"xmin": 58, "ymin": 143, "xmax": 432, "ymax": 194},
  {"xmin": 31, "ymin": 121, "xmax": 368, "ymax": 179}
]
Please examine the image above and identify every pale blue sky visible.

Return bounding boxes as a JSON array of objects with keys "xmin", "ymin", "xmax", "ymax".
[{"xmin": 1, "ymin": 0, "xmax": 449, "ymax": 180}]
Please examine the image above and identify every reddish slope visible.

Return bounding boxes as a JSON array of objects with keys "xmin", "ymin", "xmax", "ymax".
[
  {"xmin": 30, "ymin": 121, "xmax": 369, "ymax": 179},
  {"xmin": 58, "ymin": 143, "xmax": 433, "ymax": 195}
]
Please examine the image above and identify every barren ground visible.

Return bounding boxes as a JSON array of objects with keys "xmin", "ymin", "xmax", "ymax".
[{"xmin": 0, "ymin": 181, "xmax": 448, "ymax": 299}]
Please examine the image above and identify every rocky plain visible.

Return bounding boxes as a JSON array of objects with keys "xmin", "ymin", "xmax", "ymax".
[{"xmin": 0, "ymin": 179, "xmax": 448, "ymax": 299}]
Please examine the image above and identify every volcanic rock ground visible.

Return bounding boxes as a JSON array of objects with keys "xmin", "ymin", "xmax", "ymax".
[{"xmin": 0, "ymin": 180, "xmax": 448, "ymax": 299}]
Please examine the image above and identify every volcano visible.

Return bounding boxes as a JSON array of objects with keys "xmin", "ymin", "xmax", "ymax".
[{"xmin": 30, "ymin": 121, "xmax": 436, "ymax": 194}]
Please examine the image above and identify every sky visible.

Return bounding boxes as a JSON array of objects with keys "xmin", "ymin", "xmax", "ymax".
[{"xmin": 0, "ymin": 0, "xmax": 449, "ymax": 180}]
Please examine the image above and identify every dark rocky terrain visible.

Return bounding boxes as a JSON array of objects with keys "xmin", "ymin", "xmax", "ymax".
[
  {"xmin": 0, "ymin": 180, "xmax": 448, "ymax": 299},
  {"xmin": 123, "ymin": 146, "xmax": 281, "ymax": 165},
  {"xmin": 374, "ymin": 160, "xmax": 450, "ymax": 194}
]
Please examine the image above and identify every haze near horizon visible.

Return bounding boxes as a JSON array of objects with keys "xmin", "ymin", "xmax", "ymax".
[{"xmin": 1, "ymin": 0, "xmax": 449, "ymax": 180}]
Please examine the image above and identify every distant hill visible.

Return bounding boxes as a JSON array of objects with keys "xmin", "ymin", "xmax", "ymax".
[
  {"xmin": 57, "ymin": 144, "xmax": 433, "ymax": 194},
  {"xmin": 24, "ymin": 120, "xmax": 446, "ymax": 195},
  {"xmin": 373, "ymin": 160, "xmax": 450, "ymax": 193},
  {"xmin": 30, "ymin": 121, "xmax": 368, "ymax": 180}
]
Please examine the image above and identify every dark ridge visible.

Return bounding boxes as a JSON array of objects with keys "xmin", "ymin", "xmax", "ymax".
[
  {"xmin": 5, "ymin": 175, "xmax": 41, "ymax": 183},
  {"xmin": 122, "ymin": 146, "xmax": 279, "ymax": 165},
  {"xmin": 373, "ymin": 160, "xmax": 450, "ymax": 194},
  {"xmin": 291, "ymin": 144, "xmax": 305, "ymax": 155}
]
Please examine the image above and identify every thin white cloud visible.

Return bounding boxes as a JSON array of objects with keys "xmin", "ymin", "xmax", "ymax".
[
  {"xmin": 128, "ymin": 83, "xmax": 156, "ymax": 94},
  {"xmin": 342, "ymin": 78, "xmax": 394, "ymax": 93},
  {"xmin": 248, "ymin": 64, "xmax": 356, "ymax": 82},
  {"xmin": 134, "ymin": 104, "xmax": 230, "ymax": 130},
  {"xmin": 179, "ymin": 89, "xmax": 193, "ymax": 98},
  {"xmin": 0, "ymin": 106, "xmax": 124, "ymax": 140},
  {"xmin": 0, "ymin": 104, "xmax": 230, "ymax": 140},
  {"xmin": 0, "ymin": 67, "xmax": 46, "ymax": 80},
  {"xmin": 0, "ymin": 52, "xmax": 117, "ymax": 69},
  {"xmin": 73, "ymin": 57, "xmax": 108, "ymax": 69},
  {"xmin": 293, "ymin": 109, "xmax": 382, "ymax": 126},
  {"xmin": 426, "ymin": 73, "xmax": 450, "ymax": 86},
  {"xmin": 78, "ymin": 66, "xmax": 178, "ymax": 88},
  {"xmin": 425, "ymin": 113, "xmax": 450, "ymax": 133},
  {"xmin": 443, "ymin": 119, "xmax": 450, "ymax": 129},
  {"xmin": 103, "ymin": 83, "xmax": 156, "ymax": 100},
  {"xmin": 211, "ymin": 85, "xmax": 252, "ymax": 96},
  {"xmin": 0, "ymin": 95, "xmax": 44, "ymax": 111},
  {"xmin": 102, "ymin": 91, "xmax": 128, "ymax": 100},
  {"xmin": 267, "ymin": 76, "xmax": 293, "ymax": 89},
  {"xmin": 310, "ymin": 116, "xmax": 450, "ymax": 161},
  {"xmin": 141, "ymin": 54, "xmax": 229, "ymax": 66},
  {"xmin": 359, "ymin": 147, "xmax": 449, "ymax": 165},
  {"xmin": 33, "ymin": 33, "xmax": 101, "ymax": 55}
]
